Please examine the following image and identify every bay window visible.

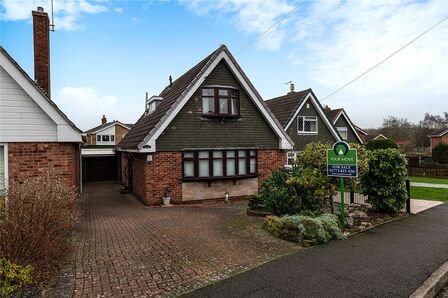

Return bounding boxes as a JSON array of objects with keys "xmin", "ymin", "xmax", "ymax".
[
  {"xmin": 298, "ymin": 116, "xmax": 318, "ymax": 134},
  {"xmin": 182, "ymin": 149, "xmax": 257, "ymax": 179},
  {"xmin": 202, "ymin": 87, "xmax": 240, "ymax": 117}
]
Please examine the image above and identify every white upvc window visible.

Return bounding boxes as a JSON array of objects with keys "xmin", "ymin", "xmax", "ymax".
[
  {"xmin": 286, "ymin": 151, "xmax": 298, "ymax": 166},
  {"xmin": 337, "ymin": 127, "xmax": 348, "ymax": 140},
  {"xmin": 298, "ymin": 116, "xmax": 318, "ymax": 134},
  {"xmin": 0, "ymin": 144, "xmax": 8, "ymax": 196}
]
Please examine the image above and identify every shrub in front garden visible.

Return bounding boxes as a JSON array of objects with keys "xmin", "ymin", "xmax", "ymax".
[
  {"xmin": 360, "ymin": 149, "xmax": 407, "ymax": 213},
  {"xmin": 0, "ymin": 174, "xmax": 78, "ymax": 281},
  {"xmin": 0, "ymin": 258, "xmax": 33, "ymax": 296},
  {"xmin": 432, "ymin": 143, "xmax": 448, "ymax": 164},
  {"xmin": 247, "ymin": 194, "xmax": 264, "ymax": 210},
  {"xmin": 366, "ymin": 139, "xmax": 399, "ymax": 150},
  {"xmin": 263, "ymin": 214, "xmax": 343, "ymax": 246}
]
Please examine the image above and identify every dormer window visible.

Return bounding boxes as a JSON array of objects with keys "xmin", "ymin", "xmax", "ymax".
[
  {"xmin": 202, "ymin": 88, "xmax": 239, "ymax": 117},
  {"xmin": 145, "ymin": 96, "xmax": 163, "ymax": 115}
]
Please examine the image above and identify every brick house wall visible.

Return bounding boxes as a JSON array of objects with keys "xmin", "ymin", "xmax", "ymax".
[
  {"xmin": 8, "ymin": 142, "xmax": 80, "ymax": 190},
  {"xmin": 431, "ymin": 134, "xmax": 448, "ymax": 150},
  {"xmin": 115, "ymin": 125, "xmax": 129, "ymax": 145},
  {"xmin": 128, "ymin": 149, "xmax": 285, "ymax": 205}
]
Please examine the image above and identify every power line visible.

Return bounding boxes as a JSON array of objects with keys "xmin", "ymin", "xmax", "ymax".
[
  {"xmin": 235, "ymin": 0, "xmax": 306, "ymax": 55},
  {"xmin": 320, "ymin": 14, "xmax": 448, "ymax": 102}
]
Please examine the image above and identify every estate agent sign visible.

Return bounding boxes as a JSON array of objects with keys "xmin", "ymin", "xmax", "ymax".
[{"xmin": 327, "ymin": 141, "xmax": 358, "ymax": 227}]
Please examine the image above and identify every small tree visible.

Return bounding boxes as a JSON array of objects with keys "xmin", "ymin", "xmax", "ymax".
[
  {"xmin": 432, "ymin": 143, "xmax": 448, "ymax": 164},
  {"xmin": 360, "ymin": 149, "xmax": 407, "ymax": 213},
  {"xmin": 366, "ymin": 139, "xmax": 399, "ymax": 150}
]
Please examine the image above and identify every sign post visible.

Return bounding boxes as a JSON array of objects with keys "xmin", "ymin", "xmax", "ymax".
[{"xmin": 327, "ymin": 141, "xmax": 358, "ymax": 228}]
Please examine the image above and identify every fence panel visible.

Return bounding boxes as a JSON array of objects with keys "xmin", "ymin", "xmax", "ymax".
[
  {"xmin": 333, "ymin": 192, "xmax": 368, "ymax": 206},
  {"xmin": 407, "ymin": 167, "xmax": 448, "ymax": 178}
]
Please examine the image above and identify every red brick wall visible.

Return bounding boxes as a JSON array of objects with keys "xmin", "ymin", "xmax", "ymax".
[
  {"xmin": 115, "ymin": 126, "xmax": 130, "ymax": 145},
  {"xmin": 8, "ymin": 142, "xmax": 80, "ymax": 190},
  {"xmin": 258, "ymin": 149, "xmax": 286, "ymax": 188},
  {"xmin": 86, "ymin": 134, "xmax": 96, "ymax": 145},
  {"xmin": 144, "ymin": 152, "xmax": 182, "ymax": 205},
  {"xmin": 431, "ymin": 135, "xmax": 448, "ymax": 149},
  {"xmin": 132, "ymin": 154, "xmax": 147, "ymax": 203},
  {"xmin": 120, "ymin": 152, "xmax": 129, "ymax": 186},
  {"xmin": 32, "ymin": 10, "xmax": 51, "ymax": 98},
  {"xmin": 129, "ymin": 150, "xmax": 284, "ymax": 205}
]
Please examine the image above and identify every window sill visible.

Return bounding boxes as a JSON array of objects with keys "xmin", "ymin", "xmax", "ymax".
[
  {"xmin": 182, "ymin": 174, "xmax": 258, "ymax": 182},
  {"xmin": 297, "ymin": 132, "xmax": 318, "ymax": 135}
]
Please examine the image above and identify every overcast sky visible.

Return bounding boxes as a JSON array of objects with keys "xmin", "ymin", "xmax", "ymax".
[{"xmin": 1, "ymin": 0, "xmax": 447, "ymax": 131}]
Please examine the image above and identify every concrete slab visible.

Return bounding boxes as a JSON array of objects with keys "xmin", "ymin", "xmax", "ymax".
[
  {"xmin": 411, "ymin": 199, "xmax": 444, "ymax": 214},
  {"xmin": 411, "ymin": 182, "xmax": 448, "ymax": 189}
]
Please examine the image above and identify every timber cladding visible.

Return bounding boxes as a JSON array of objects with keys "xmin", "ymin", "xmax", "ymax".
[
  {"xmin": 8, "ymin": 142, "xmax": 80, "ymax": 190},
  {"xmin": 156, "ymin": 60, "xmax": 279, "ymax": 151},
  {"xmin": 287, "ymin": 98, "xmax": 337, "ymax": 150}
]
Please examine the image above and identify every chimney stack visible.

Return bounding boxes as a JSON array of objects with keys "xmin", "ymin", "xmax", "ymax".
[
  {"xmin": 32, "ymin": 7, "xmax": 51, "ymax": 98},
  {"xmin": 290, "ymin": 83, "xmax": 295, "ymax": 93},
  {"xmin": 101, "ymin": 115, "xmax": 107, "ymax": 125}
]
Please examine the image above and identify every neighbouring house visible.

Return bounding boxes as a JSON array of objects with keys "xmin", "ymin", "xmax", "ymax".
[
  {"xmin": 428, "ymin": 127, "xmax": 448, "ymax": 151},
  {"xmin": 365, "ymin": 134, "xmax": 388, "ymax": 141},
  {"xmin": 324, "ymin": 107, "xmax": 364, "ymax": 144},
  {"xmin": 0, "ymin": 7, "xmax": 82, "ymax": 195},
  {"xmin": 117, "ymin": 45, "xmax": 293, "ymax": 205},
  {"xmin": 81, "ymin": 116, "xmax": 132, "ymax": 182},
  {"xmin": 354, "ymin": 125, "xmax": 368, "ymax": 143},
  {"xmin": 265, "ymin": 85, "xmax": 341, "ymax": 166}
]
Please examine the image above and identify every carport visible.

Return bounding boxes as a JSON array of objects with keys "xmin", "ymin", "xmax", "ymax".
[{"xmin": 81, "ymin": 146, "xmax": 119, "ymax": 182}]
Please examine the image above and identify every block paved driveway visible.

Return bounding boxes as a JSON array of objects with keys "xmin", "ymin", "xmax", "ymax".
[{"xmin": 72, "ymin": 182, "xmax": 298, "ymax": 297}]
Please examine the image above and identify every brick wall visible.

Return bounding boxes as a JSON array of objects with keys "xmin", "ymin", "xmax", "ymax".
[
  {"xmin": 431, "ymin": 135, "xmax": 448, "ymax": 150},
  {"xmin": 115, "ymin": 126, "xmax": 130, "ymax": 145},
  {"xmin": 132, "ymin": 154, "xmax": 147, "ymax": 203},
  {"xmin": 258, "ymin": 149, "xmax": 286, "ymax": 188},
  {"xmin": 129, "ymin": 150, "xmax": 285, "ymax": 205},
  {"xmin": 120, "ymin": 152, "xmax": 129, "ymax": 185},
  {"xmin": 8, "ymin": 142, "xmax": 80, "ymax": 190},
  {"xmin": 144, "ymin": 152, "xmax": 182, "ymax": 205},
  {"xmin": 86, "ymin": 134, "xmax": 96, "ymax": 145}
]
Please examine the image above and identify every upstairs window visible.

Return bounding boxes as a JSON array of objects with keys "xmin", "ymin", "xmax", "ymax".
[
  {"xmin": 102, "ymin": 135, "xmax": 110, "ymax": 142},
  {"xmin": 202, "ymin": 88, "xmax": 240, "ymax": 117},
  {"xmin": 298, "ymin": 116, "xmax": 318, "ymax": 134},
  {"xmin": 337, "ymin": 127, "xmax": 348, "ymax": 140},
  {"xmin": 111, "ymin": 135, "xmax": 115, "ymax": 142},
  {"xmin": 97, "ymin": 135, "xmax": 101, "ymax": 142}
]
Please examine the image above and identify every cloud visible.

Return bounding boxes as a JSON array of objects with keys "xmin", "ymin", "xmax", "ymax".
[
  {"xmin": 181, "ymin": 0, "xmax": 294, "ymax": 50},
  {"xmin": 57, "ymin": 87, "xmax": 141, "ymax": 131},
  {"xmin": 0, "ymin": 0, "xmax": 107, "ymax": 30},
  {"xmin": 131, "ymin": 17, "xmax": 144, "ymax": 23},
  {"xmin": 114, "ymin": 7, "xmax": 123, "ymax": 13},
  {"xmin": 289, "ymin": 0, "xmax": 448, "ymax": 127}
]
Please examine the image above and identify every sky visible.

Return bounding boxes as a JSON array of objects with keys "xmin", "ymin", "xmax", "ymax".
[{"xmin": 1, "ymin": 0, "xmax": 447, "ymax": 131}]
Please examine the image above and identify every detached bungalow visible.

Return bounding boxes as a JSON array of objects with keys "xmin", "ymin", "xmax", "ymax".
[
  {"xmin": 428, "ymin": 127, "xmax": 448, "ymax": 151},
  {"xmin": 0, "ymin": 8, "xmax": 82, "ymax": 193},
  {"xmin": 265, "ymin": 86, "xmax": 341, "ymax": 166},
  {"xmin": 117, "ymin": 45, "xmax": 293, "ymax": 205}
]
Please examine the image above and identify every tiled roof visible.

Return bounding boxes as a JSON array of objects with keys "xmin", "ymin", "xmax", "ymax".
[
  {"xmin": 84, "ymin": 121, "xmax": 131, "ymax": 134},
  {"xmin": 118, "ymin": 47, "xmax": 221, "ymax": 150},
  {"xmin": 265, "ymin": 89, "xmax": 310, "ymax": 128},
  {"xmin": 0, "ymin": 46, "xmax": 82, "ymax": 133},
  {"xmin": 324, "ymin": 108, "xmax": 342, "ymax": 123},
  {"xmin": 428, "ymin": 127, "xmax": 448, "ymax": 137}
]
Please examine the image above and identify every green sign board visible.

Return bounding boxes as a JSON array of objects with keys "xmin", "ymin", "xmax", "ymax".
[{"xmin": 327, "ymin": 142, "xmax": 358, "ymax": 177}]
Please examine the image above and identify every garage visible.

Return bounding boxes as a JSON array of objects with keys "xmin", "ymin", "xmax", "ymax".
[{"xmin": 81, "ymin": 147, "xmax": 119, "ymax": 182}]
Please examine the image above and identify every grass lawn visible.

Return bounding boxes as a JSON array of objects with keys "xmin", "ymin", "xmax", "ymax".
[
  {"xmin": 410, "ymin": 186, "xmax": 448, "ymax": 202},
  {"xmin": 408, "ymin": 176, "xmax": 448, "ymax": 185}
]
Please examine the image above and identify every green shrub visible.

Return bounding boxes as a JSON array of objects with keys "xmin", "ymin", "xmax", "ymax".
[
  {"xmin": 360, "ymin": 149, "xmax": 407, "ymax": 212},
  {"xmin": 432, "ymin": 143, "xmax": 448, "ymax": 164},
  {"xmin": 264, "ymin": 214, "xmax": 343, "ymax": 245},
  {"xmin": 247, "ymin": 195, "xmax": 264, "ymax": 210},
  {"xmin": 366, "ymin": 139, "xmax": 399, "ymax": 150},
  {"xmin": 0, "ymin": 258, "xmax": 33, "ymax": 296}
]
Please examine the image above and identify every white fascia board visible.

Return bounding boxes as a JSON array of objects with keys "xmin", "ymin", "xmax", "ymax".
[
  {"xmin": 139, "ymin": 51, "xmax": 293, "ymax": 151},
  {"xmin": 284, "ymin": 92, "xmax": 341, "ymax": 142},
  {"xmin": 0, "ymin": 52, "xmax": 81, "ymax": 142}
]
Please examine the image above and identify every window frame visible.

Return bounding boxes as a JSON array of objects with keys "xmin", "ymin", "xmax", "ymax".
[
  {"xmin": 336, "ymin": 127, "xmax": 348, "ymax": 140},
  {"xmin": 297, "ymin": 115, "xmax": 318, "ymax": 134},
  {"xmin": 96, "ymin": 135, "xmax": 101, "ymax": 142},
  {"xmin": 111, "ymin": 135, "xmax": 115, "ymax": 142},
  {"xmin": 182, "ymin": 149, "xmax": 258, "ymax": 181},
  {"xmin": 201, "ymin": 87, "xmax": 240, "ymax": 118},
  {"xmin": 101, "ymin": 135, "xmax": 110, "ymax": 142}
]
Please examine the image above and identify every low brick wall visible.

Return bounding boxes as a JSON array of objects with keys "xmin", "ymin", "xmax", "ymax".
[
  {"xmin": 8, "ymin": 142, "xmax": 80, "ymax": 190},
  {"xmin": 182, "ymin": 177, "xmax": 258, "ymax": 201}
]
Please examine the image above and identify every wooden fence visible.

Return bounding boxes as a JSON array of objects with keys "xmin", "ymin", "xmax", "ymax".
[{"xmin": 407, "ymin": 167, "xmax": 448, "ymax": 178}]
